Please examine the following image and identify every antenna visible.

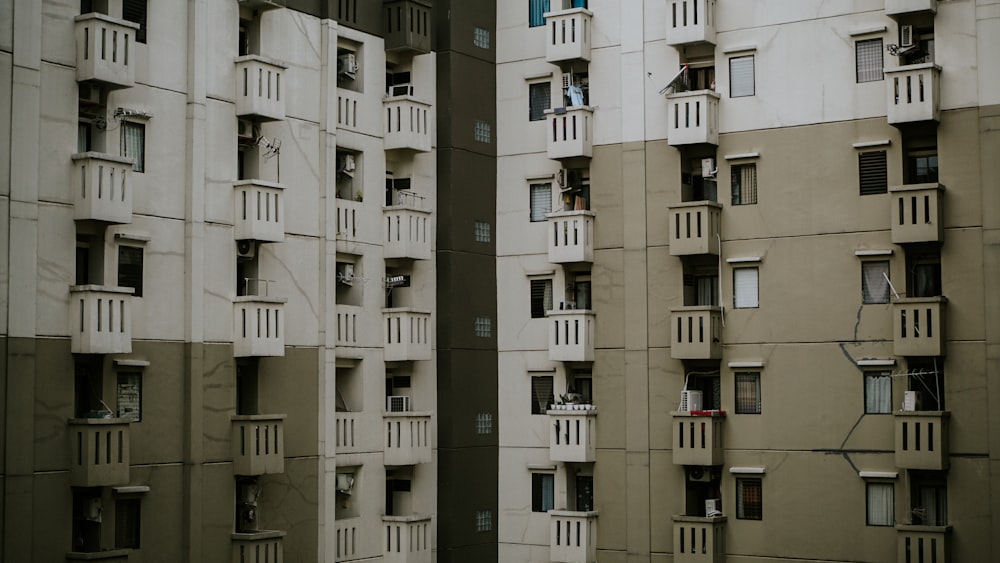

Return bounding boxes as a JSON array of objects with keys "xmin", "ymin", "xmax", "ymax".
[
  {"xmin": 659, "ymin": 64, "xmax": 689, "ymax": 96},
  {"xmin": 882, "ymin": 272, "xmax": 900, "ymax": 300},
  {"xmin": 257, "ymin": 136, "xmax": 281, "ymax": 160}
]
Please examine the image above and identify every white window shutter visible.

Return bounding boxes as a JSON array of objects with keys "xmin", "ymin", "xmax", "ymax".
[
  {"xmin": 734, "ymin": 267, "xmax": 759, "ymax": 308},
  {"xmin": 729, "ymin": 55, "xmax": 755, "ymax": 98}
]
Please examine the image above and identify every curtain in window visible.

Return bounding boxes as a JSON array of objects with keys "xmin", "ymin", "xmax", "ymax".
[
  {"xmin": 862, "ymin": 261, "xmax": 890, "ymax": 304},
  {"xmin": 532, "ymin": 376, "xmax": 554, "ymax": 414},
  {"xmin": 529, "ymin": 0, "xmax": 550, "ymax": 27},
  {"xmin": 733, "ymin": 267, "xmax": 758, "ymax": 308},
  {"xmin": 918, "ymin": 485, "xmax": 947, "ymax": 526},
  {"xmin": 865, "ymin": 373, "xmax": 892, "ymax": 414},
  {"xmin": 530, "ymin": 183, "xmax": 552, "ymax": 221},
  {"xmin": 735, "ymin": 373, "xmax": 761, "ymax": 414},
  {"xmin": 737, "ymin": 478, "xmax": 762, "ymax": 519},
  {"xmin": 530, "ymin": 279, "xmax": 553, "ymax": 318},
  {"xmin": 120, "ymin": 122, "xmax": 144, "ymax": 172},
  {"xmin": 729, "ymin": 55, "xmax": 755, "ymax": 97},
  {"xmin": 540, "ymin": 474, "xmax": 554, "ymax": 511},
  {"xmin": 572, "ymin": 0, "xmax": 588, "ymax": 7},
  {"xmin": 856, "ymin": 38, "xmax": 884, "ymax": 83},
  {"xmin": 866, "ymin": 483, "xmax": 894, "ymax": 526},
  {"xmin": 731, "ymin": 164, "xmax": 757, "ymax": 205},
  {"xmin": 695, "ymin": 275, "xmax": 718, "ymax": 306}
]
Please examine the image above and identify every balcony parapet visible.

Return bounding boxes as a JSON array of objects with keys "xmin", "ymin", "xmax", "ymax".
[
  {"xmin": 893, "ymin": 296, "xmax": 946, "ymax": 357},
  {"xmin": 235, "ymin": 55, "xmax": 288, "ymax": 121},
  {"xmin": 673, "ymin": 515, "xmax": 727, "ymax": 563},
  {"xmin": 382, "ymin": 514, "xmax": 432, "ymax": 563},
  {"xmin": 548, "ymin": 309, "xmax": 595, "ymax": 363},
  {"xmin": 384, "ymin": 0, "xmax": 433, "ymax": 54},
  {"xmin": 70, "ymin": 285, "xmax": 133, "ymax": 355},
  {"xmin": 546, "ymin": 106, "xmax": 593, "ymax": 160},
  {"xmin": 671, "ymin": 411, "xmax": 724, "ymax": 466},
  {"xmin": 383, "ymin": 308, "xmax": 432, "ymax": 361},
  {"xmin": 885, "ymin": 0, "xmax": 936, "ymax": 16},
  {"xmin": 666, "ymin": 90, "xmax": 720, "ymax": 146},
  {"xmin": 547, "ymin": 210, "xmax": 595, "ymax": 264},
  {"xmin": 72, "ymin": 152, "xmax": 134, "ymax": 224},
  {"xmin": 665, "ymin": 0, "xmax": 716, "ymax": 46},
  {"xmin": 232, "ymin": 414, "xmax": 286, "ymax": 476},
  {"xmin": 889, "ymin": 183, "xmax": 943, "ymax": 244},
  {"xmin": 670, "ymin": 306, "xmax": 722, "ymax": 360},
  {"xmin": 550, "ymin": 510, "xmax": 598, "ymax": 563},
  {"xmin": 68, "ymin": 417, "xmax": 130, "ymax": 487},
  {"xmin": 885, "ymin": 64, "xmax": 941, "ymax": 125},
  {"xmin": 66, "ymin": 549, "xmax": 130, "ymax": 562},
  {"xmin": 232, "ymin": 530, "xmax": 286, "ymax": 563},
  {"xmin": 234, "ymin": 295, "xmax": 287, "ymax": 357},
  {"xmin": 668, "ymin": 201, "xmax": 721, "ymax": 256},
  {"xmin": 543, "ymin": 8, "xmax": 593, "ymax": 64},
  {"xmin": 384, "ymin": 204, "xmax": 432, "ymax": 260},
  {"xmin": 384, "ymin": 96, "xmax": 432, "ymax": 152},
  {"xmin": 235, "ymin": 180, "xmax": 285, "ymax": 243},
  {"xmin": 383, "ymin": 412, "xmax": 432, "ymax": 466},
  {"xmin": 75, "ymin": 13, "xmax": 140, "ymax": 88},
  {"xmin": 895, "ymin": 525, "xmax": 950, "ymax": 563},
  {"xmin": 548, "ymin": 408, "xmax": 596, "ymax": 463},
  {"xmin": 895, "ymin": 411, "xmax": 949, "ymax": 470}
]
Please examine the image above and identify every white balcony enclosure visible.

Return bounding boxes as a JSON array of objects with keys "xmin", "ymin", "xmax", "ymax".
[
  {"xmin": 885, "ymin": 0, "xmax": 936, "ymax": 16},
  {"xmin": 547, "ymin": 210, "xmax": 595, "ymax": 264},
  {"xmin": 665, "ymin": 0, "xmax": 716, "ymax": 46},
  {"xmin": 544, "ymin": 8, "xmax": 593, "ymax": 63},
  {"xmin": 383, "ymin": 308, "xmax": 432, "ymax": 362},
  {"xmin": 384, "ymin": 204, "xmax": 432, "ymax": 260},
  {"xmin": 70, "ymin": 285, "xmax": 133, "ymax": 354},
  {"xmin": 232, "ymin": 414, "xmax": 286, "ymax": 476},
  {"xmin": 895, "ymin": 525, "xmax": 950, "ymax": 563},
  {"xmin": 72, "ymin": 152, "xmax": 133, "ymax": 223},
  {"xmin": 68, "ymin": 418, "xmax": 130, "ymax": 487},
  {"xmin": 890, "ymin": 183, "xmax": 943, "ymax": 244},
  {"xmin": 670, "ymin": 306, "xmax": 722, "ymax": 360},
  {"xmin": 885, "ymin": 64, "xmax": 941, "ymax": 125},
  {"xmin": 550, "ymin": 511, "xmax": 598, "ymax": 563},
  {"xmin": 548, "ymin": 309, "xmax": 595, "ymax": 362},
  {"xmin": 666, "ymin": 91, "xmax": 720, "ymax": 146},
  {"xmin": 234, "ymin": 180, "xmax": 286, "ymax": 242},
  {"xmin": 232, "ymin": 530, "xmax": 285, "ymax": 563},
  {"xmin": 75, "ymin": 13, "xmax": 140, "ymax": 88},
  {"xmin": 673, "ymin": 516, "xmax": 727, "ymax": 563},
  {"xmin": 234, "ymin": 296, "xmax": 287, "ymax": 357},
  {"xmin": 382, "ymin": 514, "xmax": 432, "ymax": 563},
  {"xmin": 893, "ymin": 297, "xmax": 946, "ymax": 357},
  {"xmin": 895, "ymin": 411, "xmax": 949, "ymax": 470},
  {"xmin": 383, "ymin": 412, "xmax": 432, "ymax": 466},
  {"xmin": 384, "ymin": 96, "xmax": 432, "ymax": 152},
  {"xmin": 235, "ymin": 55, "xmax": 287, "ymax": 121},
  {"xmin": 548, "ymin": 409, "xmax": 597, "ymax": 463},
  {"xmin": 672, "ymin": 412, "xmax": 725, "ymax": 466},
  {"xmin": 669, "ymin": 201, "xmax": 721, "ymax": 255},
  {"xmin": 546, "ymin": 107, "xmax": 593, "ymax": 159}
]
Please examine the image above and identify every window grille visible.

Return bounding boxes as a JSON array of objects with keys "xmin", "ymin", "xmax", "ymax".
[
  {"xmin": 475, "ymin": 509, "xmax": 493, "ymax": 531},
  {"xmin": 118, "ymin": 246, "xmax": 144, "ymax": 297},
  {"xmin": 856, "ymin": 38, "xmax": 884, "ymax": 83},
  {"xmin": 529, "ymin": 82, "xmax": 551, "ymax": 121},
  {"xmin": 735, "ymin": 373, "xmax": 761, "ymax": 414},
  {"xmin": 474, "ymin": 220, "xmax": 491, "ymax": 242},
  {"xmin": 731, "ymin": 163, "xmax": 757, "ymax": 205},
  {"xmin": 474, "ymin": 26, "xmax": 491, "ymax": 49},
  {"xmin": 474, "ymin": 120, "xmax": 492, "ymax": 143},
  {"xmin": 475, "ymin": 413, "xmax": 493, "ymax": 434},
  {"xmin": 474, "ymin": 316, "xmax": 492, "ymax": 337},
  {"xmin": 736, "ymin": 478, "xmax": 763, "ymax": 520}
]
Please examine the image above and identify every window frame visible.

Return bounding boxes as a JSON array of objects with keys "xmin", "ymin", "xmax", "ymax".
[
  {"xmin": 864, "ymin": 371, "xmax": 892, "ymax": 415},
  {"xmin": 474, "ymin": 120, "xmax": 492, "ymax": 143},
  {"xmin": 529, "ymin": 0, "xmax": 551, "ymax": 28},
  {"xmin": 116, "ymin": 371, "xmax": 143, "ymax": 422},
  {"xmin": 473, "ymin": 26, "xmax": 491, "ymax": 49},
  {"xmin": 866, "ymin": 482, "xmax": 895, "ymax": 526},
  {"xmin": 114, "ymin": 496, "xmax": 142, "ymax": 549},
  {"xmin": 529, "ymin": 182, "xmax": 553, "ymax": 222},
  {"xmin": 530, "ymin": 375, "xmax": 555, "ymax": 414},
  {"xmin": 729, "ymin": 55, "xmax": 755, "ymax": 98},
  {"xmin": 474, "ymin": 220, "xmax": 491, "ymax": 242},
  {"xmin": 861, "ymin": 260, "xmax": 890, "ymax": 304},
  {"xmin": 474, "ymin": 316, "xmax": 492, "ymax": 338},
  {"xmin": 475, "ymin": 509, "xmax": 493, "ymax": 532},
  {"xmin": 117, "ymin": 245, "xmax": 144, "ymax": 297},
  {"xmin": 733, "ymin": 266, "xmax": 759, "ymax": 309},
  {"xmin": 730, "ymin": 162, "xmax": 758, "ymax": 205},
  {"xmin": 120, "ymin": 121, "xmax": 146, "ymax": 173},
  {"xmin": 736, "ymin": 477, "xmax": 763, "ymax": 520},
  {"xmin": 530, "ymin": 278, "xmax": 553, "ymax": 319},
  {"xmin": 858, "ymin": 150, "xmax": 888, "ymax": 195},
  {"xmin": 855, "ymin": 38, "xmax": 885, "ymax": 83},
  {"xmin": 531, "ymin": 473, "xmax": 555, "ymax": 512},
  {"xmin": 734, "ymin": 372, "xmax": 761, "ymax": 414},
  {"xmin": 529, "ymin": 82, "xmax": 552, "ymax": 122}
]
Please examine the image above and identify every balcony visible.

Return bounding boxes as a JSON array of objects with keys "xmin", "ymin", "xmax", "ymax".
[
  {"xmin": 234, "ymin": 296, "xmax": 287, "ymax": 357},
  {"xmin": 548, "ymin": 408, "xmax": 596, "ymax": 463},
  {"xmin": 70, "ymin": 286, "xmax": 133, "ymax": 354},
  {"xmin": 384, "ymin": 96, "xmax": 432, "ymax": 152},
  {"xmin": 673, "ymin": 516, "xmax": 727, "ymax": 563},
  {"xmin": 665, "ymin": 0, "xmax": 716, "ymax": 46},
  {"xmin": 893, "ymin": 297, "xmax": 947, "ymax": 357},
  {"xmin": 886, "ymin": 64, "xmax": 941, "ymax": 125},
  {"xmin": 384, "ymin": 0, "xmax": 432, "ymax": 54},
  {"xmin": 384, "ymin": 412, "xmax": 432, "ymax": 466},
  {"xmin": 895, "ymin": 411, "xmax": 949, "ymax": 470},
  {"xmin": 667, "ymin": 91, "xmax": 720, "ymax": 146},
  {"xmin": 670, "ymin": 307, "xmax": 722, "ymax": 360},
  {"xmin": 669, "ymin": 202, "xmax": 721, "ymax": 256},
  {"xmin": 71, "ymin": 153, "xmax": 133, "ymax": 223},
  {"xmin": 546, "ymin": 107, "xmax": 593, "ymax": 159},
  {"xmin": 672, "ymin": 412, "xmax": 724, "ymax": 466},
  {"xmin": 68, "ymin": 418, "xmax": 130, "ymax": 487},
  {"xmin": 75, "ymin": 14, "xmax": 139, "ymax": 88},
  {"xmin": 544, "ymin": 8, "xmax": 593, "ymax": 64},
  {"xmin": 337, "ymin": 198, "xmax": 363, "ymax": 245},
  {"xmin": 383, "ymin": 308, "xmax": 432, "ymax": 361},
  {"xmin": 235, "ymin": 181, "xmax": 285, "ymax": 242},
  {"xmin": 896, "ymin": 525, "xmax": 950, "ymax": 563},
  {"xmin": 232, "ymin": 530, "xmax": 285, "ymax": 563},
  {"xmin": 890, "ymin": 184, "xmax": 943, "ymax": 244},
  {"xmin": 384, "ymin": 197, "xmax": 432, "ymax": 260},
  {"xmin": 66, "ymin": 550, "xmax": 129, "ymax": 562},
  {"xmin": 235, "ymin": 55, "xmax": 287, "ymax": 121},
  {"xmin": 232, "ymin": 414, "xmax": 285, "ymax": 476},
  {"xmin": 547, "ymin": 210, "xmax": 595, "ymax": 264},
  {"xmin": 550, "ymin": 511, "xmax": 598, "ymax": 563},
  {"xmin": 885, "ymin": 0, "xmax": 936, "ymax": 16},
  {"xmin": 382, "ymin": 514, "xmax": 432, "ymax": 563},
  {"xmin": 548, "ymin": 309, "xmax": 595, "ymax": 363},
  {"xmin": 335, "ymin": 412, "xmax": 362, "ymax": 454}
]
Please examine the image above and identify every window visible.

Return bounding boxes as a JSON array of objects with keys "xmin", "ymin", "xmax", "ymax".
[
  {"xmin": 864, "ymin": 372, "xmax": 892, "ymax": 414},
  {"xmin": 529, "ymin": 82, "xmax": 551, "ymax": 121},
  {"xmin": 856, "ymin": 38, "xmax": 884, "ymax": 83},
  {"xmin": 115, "ymin": 497, "xmax": 141, "ymax": 548},
  {"xmin": 531, "ymin": 375, "xmax": 555, "ymax": 414},
  {"xmin": 907, "ymin": 251, "xmax": 941, "ymax": 298},
  {"xmin": 529, "ymin": 0, "xmax": 550, "ymax": 27},
  {"xmin": 910, "ymin": 471, "xmax": 947, "ymax": 526},
  {"xmin": 736, "ymin": 478, "xmax": 763, "ymax": 520},
  {"xmin": 862, "ymin": 261, "xmax": 890, "ymax": 304},
  {"xmin": 474, "ymin": 220, "xmax": 491, "ymax": 242},
  {"xmin": 475, "ymin": 510, "xmax": 493, "ymax": 531},
  {"xmin": 907, "ymin": 150, "xmax": 939, "ymax": 184},
  {"xmin": 866, "ymin": 483, "xmax": 894, "ymax": 526},
  {"xmin": 907, "ymin": 359, "xmax": 945, "ymax": 411},
  {"xmin": 116, "ymin": 372, "xmax": 142, "ymax": 422},
  {"xmin": 733, "ymin": 267, "xmax": 759, "ymax": 309},
  {"xmin": 123, "ymin": 0, "xmax": 147, "ymax": 43},
  {"xmin": 120, "ymin": 121, "xmax": 145, "ymax": 172},
  {"xmin": 532, "ymin": 473, "xmax": 555, "ymax": 512},
  {"xmin": 474, "ymin": 316, "xmax": 492, "ymax": 337},
  {"xmin": 530, "ymin": 183, "xmax": 552, "ymax": 222},
  {"xmin": 474, "ymin": 120, "xmax": 492, "ymax": 143},
  {"xmin": 735, "ymin": 373, "xmax": 761, "ymax": 414},
  {"xmin": 859, "ymin": 151, "xmax": 888, "ymax": 195},
  {"xmin": 731, "ymin": 163, "xmax": 757, "ymax": 205},
  {"xmin": 474, "ymin": 26, "xmax": 490, "ymax": 49},
  {"xmin": 117, "ymin": 245, "xmax": 144, "ymax": 297},
  {"xmin": 729, "ymin": 55, "xmax": 755, "ymax": 98},
  {"xmin": 530, "ymin": 279, "xmax": 553, "ymax": 318}
]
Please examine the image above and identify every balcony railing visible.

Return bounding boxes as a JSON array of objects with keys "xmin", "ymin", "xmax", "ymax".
[
  {"xmin": 890, "ymin": 184, "xmax": 943, "ymax": 244},
  {"xmin": 547, "ymin": 210, "xmax": 595, "ymax": 264},
  {"xmin": 548, "ymin": 309, "xmax": 595, "ymax": 363},
  {"xmin": 235, "ymin": 180, "xmax": 285, "ymax": 242},
  {"xmin": 235, "ymin": 55, "xmax": 287, "ymax": 121},
  {"xmin": 68, "ymin": 418, "xmax": 130, "ymax": 487},
  {"xmin": 72, "ymin": 152, "xmax": 133, "ymax": 223},
  {"xmin": 671, "ymin": 307, "xmax": 722, "ymax": 360},
  {"xmin": 384, "ymin": 97, "xmax": 432, "ymax": 152},
  {"xmin": 550, "ymin": 511, "xmax": 598, "ymax": 563},
  {"xmin": 548, "ymin": 408, "xmax": 597, "ymax": 463},
  {"xmin": 337, "ymin": 89, "xmax": 364, "ymax": 131},
  {"xmin": 886, "ymin": 64, "xmax": 941, "ymax": 125},
  {"xmin": 544, "ymin": 8, "xmax": 593, "ymax": 64},
  {"xmin": 382, "ymin": 514, "xmax": 432, "ymax": 563},
  {"xmin": 335, "ymin": 412, "xmax": 361, "ymax": 454},
  {"xmin": 673, "ymin": 516, "xmax": 727, "ymax": 563},
  {"xmin": 896, "ymin": 525, "xmax": 950, "ymax": 563},
  {"xmin": 665, "ymin": 0, "xmax": 716, "ymax": 46},
  {"xmin": 384, "ymin": 412, "xmax": 432, "ymax": 466},
  {"xmin": 895, "ymin": 411, "xmax": 949, "ymax": 470},
  {"xmin": 234, "ymin": 296, "xmax": 287, "ymax": 357},
  {"xmin": 668, "ymin": 202, "xmax": 721, "ymax": 256},
  {"xmin": 75, "ymin": 13, "xmax": 139, "ymax": 88},
  {"xmin": 384, "ymin": 0, "xmax": 432, "ymax": 54},
  {"xmin": 672, "ymin": 412, "xmax": 724, "ymax": 466},
  {"xmin": 384, "ymin": 203, "xmax": 432, "ymax": 260},
  {"xmin": 335, "ymin": 519, "xmax": 361, "ymax": 562},
  {"xmin": 893, "ymin": 297, "xmax": 947, "ymax": 357},
  {"xmin": 546, "ymin": 107, "xmax": 593, "ymax": 159},
  {"xmin": 70, "ymin": 285, "xmax": 133, "ymax": 354},
  {"xmin": 885, "ymin": 0, "xmax": 937, "ymax": 16},
  {"xmin": 337, "ymin": 198, "xmax": 363, "ymax": 244},
  {"xmin": 232, "ymin": 414, "xmax": 285, "ymax": 476},
  {"xmin": 232, "ymin": 530, "xmax": 285, "ymax": 563},
  {"xmin": 667, "ymin": 91, "xmax": 720, "ymax": 146},
  {"xmin": 383, "ymin": 308, "xmax": 432, "ymax": 361},
  {"xmin": 66, "ymin": 549, "xmax": 130, "ymax": 562}
]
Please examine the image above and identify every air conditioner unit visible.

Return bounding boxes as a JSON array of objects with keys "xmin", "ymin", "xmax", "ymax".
[
  {"xmin": 701, "ymin": 158, "xmax": 717, "ymax": 178},
  {"xmin": 705, "ymin": 498, "xmax": 722, "ymax": 516},
  {"xmin": 338, "ymin": 53, "xmax": 359, "ymax": 78},
  {"xmin": 903, "ymin": 390, "xmax": 922, "ymax": 412},
  {"xmin": 338, "ymin": 153, "xmax": 356, "ymax": 176},
  {"xmin": 336, "ymin": 473, "xmax": 355, "ymax": 494},
  {"xmin": 389, "ymin": 83, "xmax": 414, "ymax": 97},
  {"xmin": 558, "ymin": 169, "xmax": 583, "ymax": 191},
  {"xmin": 237, "ymin": 118, "xmax": 256, "ymax": 141},
  {"xmin": 337, "ymin": 263, "xmax": 355, "ymax": 286},
  {"xmin": 688, "ymin": 467, "xmax": 712, "ymax": 482},
  {"xmin": 236, "ymin": 240, "xmax": 256, "ymax": 260},
  {"xmin": 900, "ymin": 25, "xmax": 914, "ymax": 48},
  {"xmin": 85, "ymin": 498, "xmax": 103, "ymax": 522},
  {"xmin": 79, "ymin": 84, "xmax": 101, "ymax": 105},
  {"xmin": 386, "ymin": 395, "xmax": 411, "ymax": 412},
  {"xmin": 679, "ymin": 390, "xmax": 703, "ymax": 413}
]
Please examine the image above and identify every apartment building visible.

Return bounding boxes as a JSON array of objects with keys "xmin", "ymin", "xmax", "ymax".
[
  {"xmin": 496, "ymin": 1, "xmax": 999, "ymax": 562},
  {"xmin": 1, "ymin": 0, "xmax": 446, "ymax": 561}
]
